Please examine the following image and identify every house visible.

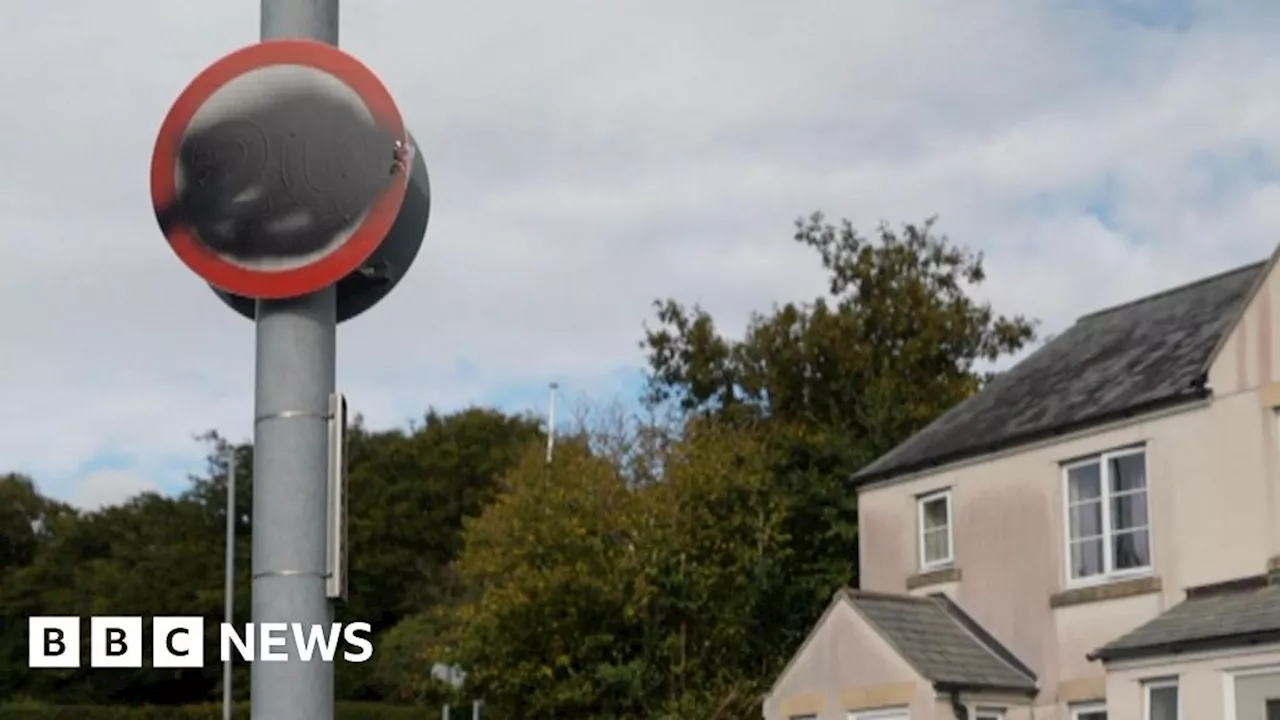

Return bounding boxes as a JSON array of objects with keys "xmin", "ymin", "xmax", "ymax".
[{"xmin": 764, "ymin": 250, "xmax": 1280, "ymax": 719}]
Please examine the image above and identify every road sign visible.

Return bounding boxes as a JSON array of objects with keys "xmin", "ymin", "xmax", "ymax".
[{"xmin": 150, "ymin": 39, "xmax": 411, "ymax": 299}]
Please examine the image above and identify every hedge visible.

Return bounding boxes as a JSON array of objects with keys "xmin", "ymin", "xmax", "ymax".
[{"xmin": 0, "ymin": 702, "xmax": 426, "ymax": 719}]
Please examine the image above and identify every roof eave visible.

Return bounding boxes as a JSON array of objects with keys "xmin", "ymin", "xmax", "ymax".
[
  {"xmin": 1090, "ymin": 628, "xmax": 1280, "ymax": 663},
  {"xmin": 851, "ymin": 387, "xmax": 1211, "ymax": 488},
  {"xmin": 932, "ymin": 680, "xmax": 1038, "ymax": 698}
]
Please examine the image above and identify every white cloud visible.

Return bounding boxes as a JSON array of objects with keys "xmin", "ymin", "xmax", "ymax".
[
  {"xmin": 72, "ymin": 470, "xmax": 159, "ymax": 512},
  {"xmin": 3, "ymin": 0, "xmax": 1280, "ymax": 503}
]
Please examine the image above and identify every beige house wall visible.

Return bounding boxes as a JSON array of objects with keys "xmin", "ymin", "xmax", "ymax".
[
  {"xmin": 1104, "ymin": 644, "xmax": 1280, "ymax": 718},
  {"xmin": 1209, "ymin": 254, "xmax": 1280, "ymax": 560},
  {"xmin": 763, "ymin": 598, "xmax": 933, "ymax": 720}
]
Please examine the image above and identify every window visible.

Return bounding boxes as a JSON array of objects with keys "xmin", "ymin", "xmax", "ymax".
[
  {"xmin": 1145, "ymin": 678, "xmax": 1178, "ymax": 720},
  {"xmin": 917, "ymin": 489, "xmax": 953, "ymax": 570},
  {"xmin": 1070, "ymin": 701, "xmax": 1106, "ymax": 720},
  {"xmin": 1064, "ymin": 447, "xmax": 1151, "ymax": 583},
  {"xmin": 974, "ymin": 709, "xmax": 1004, "ymax": 720}
]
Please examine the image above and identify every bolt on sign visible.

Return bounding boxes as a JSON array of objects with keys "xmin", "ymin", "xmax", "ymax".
[{"xmin": 150, "ymin": 39, "xmax": 428, "ymax": 305}]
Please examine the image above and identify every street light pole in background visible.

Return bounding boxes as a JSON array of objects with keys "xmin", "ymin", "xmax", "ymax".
[{"xmin": 546, "ymin": 382, "xmax": 558, "ymax": 464}]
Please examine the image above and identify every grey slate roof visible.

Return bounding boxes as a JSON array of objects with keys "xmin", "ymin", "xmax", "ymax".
[
  {"xmin": 844, "ymin": 590, "xmax": 1037, "ymax": 692},
  {"xmin": 854, "ymin": 260, "xmax": 1266, "ymax": 484},
  {"xmin": 1091, "ymin": 583, "xmax": 1280, "ymax": 661}
]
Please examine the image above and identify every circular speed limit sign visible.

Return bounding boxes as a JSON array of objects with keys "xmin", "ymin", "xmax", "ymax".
[{"xmin": 150, "ymin": 40, "xmax": 412, "ymax": 299}]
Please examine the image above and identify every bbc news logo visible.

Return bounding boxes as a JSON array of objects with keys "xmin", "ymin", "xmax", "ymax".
[{"xmin": 28, "ymin": 617, "xmax": 373, "ymax": 668}]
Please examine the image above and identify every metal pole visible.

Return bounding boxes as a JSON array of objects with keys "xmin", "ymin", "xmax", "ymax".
[
  {"xmin": 442, "ymin": 705, "xmax": 450, "ymax": 720},
  {"xmin": 472, "ymin": 699, "xmax": 481, "ymax": 719},
  {"xmin": 546, "ymin": 382, "xmax": 557, "ymax": 464},
  {"xmin": 253, "ymin": 4, "xmax": 339, "ymax": 719},
  {"xmin": 223, "ymin": 446, "xmax": 236, "ymax": 720}
]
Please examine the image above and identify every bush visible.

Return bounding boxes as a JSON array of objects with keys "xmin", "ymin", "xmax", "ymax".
[{"xmin": 0, "ymin": 702, "xmax": 425, "ymax": 719}]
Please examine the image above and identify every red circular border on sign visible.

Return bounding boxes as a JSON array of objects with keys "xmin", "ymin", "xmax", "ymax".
[{"xmin": 150, "ymin": 40, "xmax": 409, "ymax": 299}]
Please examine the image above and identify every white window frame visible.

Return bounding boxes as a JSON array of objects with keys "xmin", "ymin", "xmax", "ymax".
[
  {"xmin": 1070, "ymin": 700, "xmax": 1106, "ymax": 719},
  {"xmin": 849, "ymin": 709, "xmax": 909, "ymax": 720},
  {"xmin": 1144, "ymin": 677, "xmax": 1180, "ymax": 720},
  {"xmin": 973, "ymin": 708, "xmax": 1004, "ymax": 720},
  {"xmin": 1223, "ymin": 663, "xmax": 1280, "ymax": 718},
  {"xmin": 917, "ymin": 488, "xmax": 953, "ymax": 571},
  {"xmin": 1062, "ymin": 445, "xmax": 1153, "ymax": 586}
]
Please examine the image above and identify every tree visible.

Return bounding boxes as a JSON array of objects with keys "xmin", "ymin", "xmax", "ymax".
[
  {"xmin": 335, "ymin": 407, "xmax": 543, "ymax": 699},
  {"xmin": 429, "ymin": 419, "xmax": 788, "ymax": 719},
  {"xmin": 640, "ymin": 213, "xmax": 1037, "ymax": 665},
  {"xmin": 0, "ymin": 475, "xmax": 77, "ymax": 702},
  {"xmin": 0, "ymin": 474, "xmax": 71, "ymax": 577},
  {"xmin": 0, "ymin": 407, "xmax": 544, "ymax": 707},
  {"xmin": 642, "ymin": 214, "xmax": 1035, "ymax": 453},
  {"xmin": 340, "ymin": 408, "xmax": 544, "ymax": 627},
  {"xmin": 435, "ymin": 438, "xmax": 643, "ymax": 718}
]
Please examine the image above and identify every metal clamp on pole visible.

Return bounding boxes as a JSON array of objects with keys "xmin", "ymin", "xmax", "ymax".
[
  {"xmin": 326, "ymin": 392, "xmax": 349, "ymax": 601},
  {"xmin": 255, "ymin": 409, "xmax": 331, "ymax": 424}
]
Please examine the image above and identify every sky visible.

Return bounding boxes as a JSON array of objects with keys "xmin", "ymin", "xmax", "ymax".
[{"xmin": 3, "ymin": 0, "xmax": 1280, "ymax": 509}]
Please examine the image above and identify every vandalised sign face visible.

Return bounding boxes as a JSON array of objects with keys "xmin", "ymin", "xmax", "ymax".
[{"xmin": 151, "ymin": 40, "xmax": 410, "ymax": 299}]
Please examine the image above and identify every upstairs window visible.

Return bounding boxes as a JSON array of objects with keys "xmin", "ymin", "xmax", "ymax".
[
  {"xmin": 1064, "ymin": 446, "xmax": 1151, "ymax": 583},
  {"xmin": 917, "ymin": 489, "xmax": 953, "ymax": 570}
]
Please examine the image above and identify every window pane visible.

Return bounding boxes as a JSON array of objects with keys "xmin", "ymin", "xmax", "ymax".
[
  {"xmin": 1068, "ymin": 462, "xmax": 1101, "ymax": 502},
  {"xmin": 924, "ymin": 527, "xmax": 949, "ymax": 562},
  {"xmin": 1111, "ymin": 492, "xmax": 1148, "ymax": 531},
  {"xmin": 1078, "ymin": 714, "xmax": 1106, "ymax": 720},
  {"xmin": 922, "ymin": 496, "xmax": 948, "ymax": 530},
  {"xmin": 1109, "ymin": 452, "xmax": 1146, "ymax": 493},
  {"xmin": 1147, "ymin": 685, "xmax": 1177, "ymax": 720},
  {"xmin": 1069, "ymin": 500, "xmax": 1102, "ymax": 539},
  {"xmin": 1071, "ymin": 538, "xmax": 1104, "ymax": 577},
  {"xmin": 1114, "ymin": 529, "xmax": 1151, "ymax": 569}
]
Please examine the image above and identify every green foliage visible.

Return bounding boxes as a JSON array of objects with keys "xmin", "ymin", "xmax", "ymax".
[
  {"xmin": 342, "ymin": 408, "xmax": 543, "ymax": 631},
  {"xmin": 0, "ymin": 408, "xmax": 542, "ymax": 707},
  {"xmin": 430, "ymin": 420, "xmax": 789, "ymax": 719},
  {"xmin": 369, "ymin": 611, "xmax": 460, "ymax": 705},
  {"xmin": 0, "ymin": 702, "xmax": 422, "ymax": 720},
  {"xmin": 642, "ymin": 214, "xmax": 1035, "ymax": 454},
  {"xmin": 0, "ymin": 475, "xmax": 72, "ymax": 576}
]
